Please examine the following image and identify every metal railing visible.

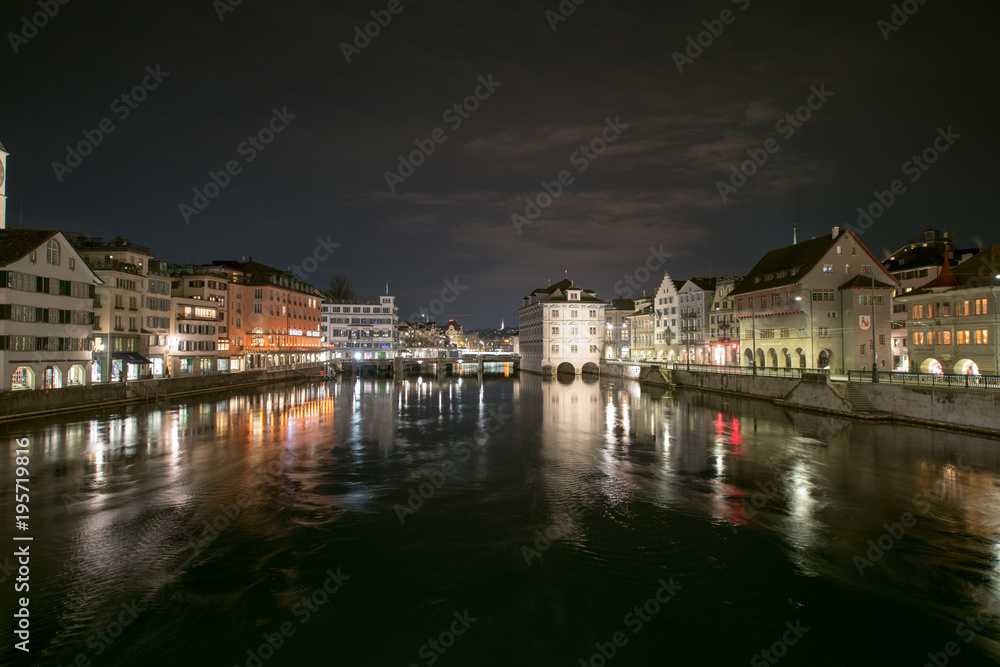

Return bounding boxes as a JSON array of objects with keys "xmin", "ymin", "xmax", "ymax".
[
  {"xmin": 847, "ymin": 370, "xmax": 1000, "ymax": 390},
  {"xmin": 603, "ymin": 359, "xmax": 829, "ymax": 379}
]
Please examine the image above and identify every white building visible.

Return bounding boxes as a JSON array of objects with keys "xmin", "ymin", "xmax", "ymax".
[
  {"xmin": 709, "ymin": 276, "xmax": 741, "ymax": 365},
  {"xmin": 0, "ymin": 230, "xmax": 101, "ymax": 391},
  {"xmin": 170, "ymin": 297, "xmax": 220, "ymax": 375},
  {"xmin": 516, "ymin": 278, "xmax": 606, "ymax": 375},
  {"xmin": 653, "ymin": 273, "xmax": 683, "ymax": 360},
  {"xmin": 321, "ymin": 295, "xmax": 398, "ymax": 359},
  {"xmin": 677, "ymin": 278, "xmax": 717, "ymax": 365}
]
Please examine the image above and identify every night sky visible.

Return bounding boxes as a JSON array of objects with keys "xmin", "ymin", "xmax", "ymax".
[{"xmin": 2, "ymin": 0, "xmax": 997, "ymax": 327}]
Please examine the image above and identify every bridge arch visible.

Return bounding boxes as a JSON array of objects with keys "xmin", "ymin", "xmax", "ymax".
[
  {"xmin": 557, "ymin": 362, "xmax": 576, "ymax": 375},
  {"xmin": 954, "ymin": 359, "xmax": 979, "ymax": 375},
  {"xmin": 582, "ymin": 362, "xmax": 600, "ymax": 375},
  {"xmin": 919, "ymin": 358, "xmax": 943, "ymax": 375}
]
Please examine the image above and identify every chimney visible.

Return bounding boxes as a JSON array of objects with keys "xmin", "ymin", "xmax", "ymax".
[{"xmin": 832, "ymin": 226, "xmax": 840, "ymax": 239}]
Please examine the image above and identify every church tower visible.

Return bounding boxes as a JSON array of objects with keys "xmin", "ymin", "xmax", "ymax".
[{"xmin": 0, "ymin": 139, "xmax": 7, "ymax": 229}]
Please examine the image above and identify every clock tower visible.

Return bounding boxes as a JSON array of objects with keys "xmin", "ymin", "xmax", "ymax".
[{"xmin": 0, "ymin": 139, "xmax": 7, "ymax": 229}]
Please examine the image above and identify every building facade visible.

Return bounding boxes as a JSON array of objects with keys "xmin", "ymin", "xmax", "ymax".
[
  {"xmin": 516, "ymin": 278, "xmax": 606, "ymax": 374},
  {"xmin": 627, "ymin": 297, "xmax": 655, "ymax": 360},
  {"xmin": 73, "ymin": 237, "xmax": 154, "ymax": 382},
  {"xmin": 709, "ymin": 276, "xmax": 741, "ymax": 365},
  {"xmin": 653, "ymin": 274, "xmax": 683, "ymax": 360},
  {"xmin": 903, "ymin": 246, "xmax": 1000, "ymax": 376},
  {"xmin": 677, "ymin": 278, "xmax": 716, "ymax": 365},
  {"xmin": 0, "ymin": 230, "xmax": 99, "ymax": 391},
  {"xmin": 321, "ymin": 295, "xmax": 398, "ymax": 359},
  {"xmin": 731, "ymin": 227, "xmax": 897, "ymax": 373},
  {"xmin": 604, "ymin": 298, "xmax": 634, "ymax": 359}
]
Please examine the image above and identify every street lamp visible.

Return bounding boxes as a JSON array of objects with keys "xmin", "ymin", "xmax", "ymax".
[
  {"xmin": 992, "ymin": 274, "xmax": 999, "ymax": 377},
  {"xmin": 795, "ymin": 287, "xmax": 814, "ymax": 369}
]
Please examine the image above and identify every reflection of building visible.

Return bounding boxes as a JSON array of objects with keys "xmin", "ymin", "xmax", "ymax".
[
  {"xmin": 626, "ymin": 297, "xmax": 654, "ymax": 359},
  {"xmin": 517, "ymin": 278, "xmax": 607, "ymax": 374},
  {"xmin": 731, "ymin": 227, "xmax": 897, "ymax": 373},
  {"xmin": 882, "ymin": 229, "xmax": 976, "ymax": 370},
  {"xmin": 0, "ymin": 230, "xmax": 100, "ymax": 390},
  {"xmin": 73, "ymin": 237, "xmax": 154, "ymax": 382},
  {"xmin": 903, "ymin": 246, "xmax": 1000, "ymax": 375},
  {"xmin": 321, "ymin": 295, "xmax": 398, "ymax": 359},
  {"xmin": 604, "ymin": 298, "xmax": 634, "ymax": 359}
]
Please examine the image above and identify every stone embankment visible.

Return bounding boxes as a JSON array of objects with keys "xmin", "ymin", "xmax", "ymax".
[
  {"xmin": 0, "ymin": 366, "xmax": 325, "ymax": 423},
  {"xmin": 600, "ymin": 362, "xmax": 1000, "ymax": 436}
]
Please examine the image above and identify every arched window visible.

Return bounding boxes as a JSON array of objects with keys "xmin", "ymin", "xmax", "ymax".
[{"xmin": 46, "ymin": 239, "xmax": 61, "ymax": 265}]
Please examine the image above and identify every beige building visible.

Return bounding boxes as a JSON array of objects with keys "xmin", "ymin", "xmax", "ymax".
[
  {"xmin": 731, "ymin": 227, "xmax": 897, "ymax": 373},
  {"xmin": 627, "ymin": 297, "xmax": 655, "ymax": 360},
  {"xmin": 653, "ymin": 274, "xmax": 683, "ymax": 360}
]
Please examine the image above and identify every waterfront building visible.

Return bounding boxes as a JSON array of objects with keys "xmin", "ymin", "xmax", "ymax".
[
  {"xmin": 0, "ymin": 229, "xmax": 99, "ymax": 390},
  {"xmin": 902, "ymin": 246, "xmax": 1000, "ymax": 375},
  {"xmin": 626, "ymin": 297, "xmax": 655, "ymax": 360},
  {"xmin": 169, "ymin": 263, "xmax": 241, "ymax": 372},
  {"xmin": 882, "ymin": 229, "xmax": 977, "ymax": 370},
  {"xmin": 677, "ymin": 278, "xmax": 717, "ymax": 364},
  {"xmin": 731, "ymin": 227, "xmax": 897, "ymax": 372},
  {"xmin": 604, "ymin": 298, "xmax": 634, "ymax": 359},
  {"xmin": 141, "ymin": 260, "xmax": 172, "ymax": 377},
  {"xmin": 73, "ymin": 237, "xmax": 155, "ymax": 382},
  {"xmin": 170, "ymin": 296, "xmax": 220, "ymax": 376},
  {"xmin": 397, "ymin": 319, "xmax": 448, "ymax": 354},
  {"xmin": 444, "ymin": 320, "xmax": 465, "ymax": 348},
  {"xmin": 709, "ymin": 275, "xmax": 741, "ymax": 365},
  {"xmin": 321, "ymin": 295, "xmax": 398, "ymax": 359},
  {"xmin": 213, "ymin": 260, "xmax": 323, "ymax": 369},
  {"xmin": 516, "ymin": 278, "xmax": 607, "ymax": 374},
  {"xmin": 653, "ymin": 274, "xmax": 683, "ymax": 360}
]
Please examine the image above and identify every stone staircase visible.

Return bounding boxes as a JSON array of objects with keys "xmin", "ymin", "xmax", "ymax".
[{"xmin": 837, "ymin": 382, "xmax": 881, "ymax": 413}]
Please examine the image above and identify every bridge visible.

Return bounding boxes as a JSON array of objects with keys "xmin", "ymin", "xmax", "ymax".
[{"xmin": 329, "ymin": 353, "xmax": 519, "ymax": 378}]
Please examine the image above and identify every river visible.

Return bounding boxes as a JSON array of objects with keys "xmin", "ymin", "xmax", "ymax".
[{"xmin": 2, "ymin": 374, "xmax": 1000, "ymax": 666}]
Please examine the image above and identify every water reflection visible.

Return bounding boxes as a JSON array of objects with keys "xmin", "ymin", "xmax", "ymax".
[{"xmin": 3, "ymin": 375, "xmax": 1000, "ymax": 665}]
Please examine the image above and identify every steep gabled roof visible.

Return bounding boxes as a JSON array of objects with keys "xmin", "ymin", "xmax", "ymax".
[
  {"xmin": 0, "ymin": 229, "xmax": 59, "ymax": 265},
  {"xmin": 839, "ymin": 275, "xmax": 895, "ymax": 290},
  {"xmin": 687, "ymin": 277, "xmax": 717, "ymax": 292},
  {"xmin": 730, "ymin": 231, "xmax": 841, "ymax": 297},
  {"xmin": 952, "ymin": 246, "xmax": 1000, "ymax": 288}
]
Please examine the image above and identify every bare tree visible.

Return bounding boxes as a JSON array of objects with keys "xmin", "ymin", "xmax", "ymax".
[{"xmin": 325, "ymin": 275, "xmax": 357, "ymax": 302}]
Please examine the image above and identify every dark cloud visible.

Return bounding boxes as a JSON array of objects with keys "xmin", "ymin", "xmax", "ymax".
[{"xmin": 1, "ymin": 0, "xmax": 996, "ymax": 326}]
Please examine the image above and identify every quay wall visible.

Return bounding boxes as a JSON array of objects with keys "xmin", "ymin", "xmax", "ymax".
[
  {"xmin": 601, "ymin": 362, "xmax": 1000, "ymax": 436},
  {"xmin": 0, "ymin": 368, "xmax": 323, "ymax": 423}
]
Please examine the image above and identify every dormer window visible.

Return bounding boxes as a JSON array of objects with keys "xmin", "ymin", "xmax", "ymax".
[{"xmin": 568, "ymin": 291, "xmax": 580, "ymax": 300}]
